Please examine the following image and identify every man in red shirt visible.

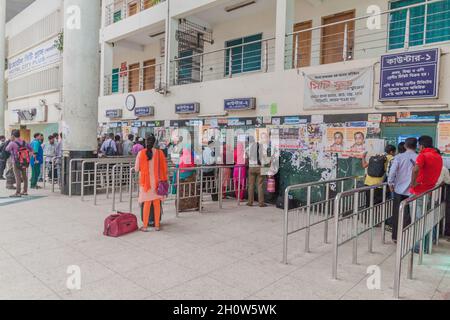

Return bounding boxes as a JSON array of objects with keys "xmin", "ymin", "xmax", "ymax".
[
  {"xmin": 410, "ymin": 135, "xmax": 443, "ymax": 254},
  {"xmin": 410, "ymin": 136, "xmax": 443, "ymax": 196}
]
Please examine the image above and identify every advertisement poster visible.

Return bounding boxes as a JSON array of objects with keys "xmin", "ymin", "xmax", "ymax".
[
  {"xmin": 380, "ymin": 48, "xmax": 440, "ymax": 101},
  {"xmin": 343, "ymin": 127, "xmax": 368, "ymax": 158},
  {"xmin": 325, "ymin": 127, "xmax": 345, "ymax": 153},
  {"xmin": 438, "ymin": 123, "xmax": 450, "ymax": 155},
  {"xmin": 8, "ymin": 37, "xmax": 61, "ymax": 80},
  {"xmin": 304, "ymin": 67, "xmax": 374, "ymax": 110},
  {"xmin": 279, "ymin": 127, "xmax": 308, "ymax": 150}
]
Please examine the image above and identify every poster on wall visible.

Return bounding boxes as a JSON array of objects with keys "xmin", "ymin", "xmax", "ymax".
[
  {"xmin": 303, "ymin": 67, "xmax": 374, "ymax": 110},
  {"xmin": 379, "ymin": 48, "xmax": 440, "ymax": 101},
  {"xmin": 325, "ymin": 127, "xmax": 345, "ymax": 153},
  {"xmin": 438, "ymin": 123, "xmax": 450, "ymax": 156},
  {"xmin": 8, "ymin": 37, "xmax": 61, "ymax": 80},
  {"xmin": 342, "ymin": 127, "xmax": 368, "ymax": 158}
]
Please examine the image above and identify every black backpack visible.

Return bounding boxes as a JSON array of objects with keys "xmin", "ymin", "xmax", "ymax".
[
  {"xmin": 0, "ymin": 140, "xmax": 11, "ymax": 161},
  {"xmin": 105, "ymin": 140, "xmax": 117, "ymax": 157},
  {"xmin": 367, "ymin": 155, "xmax": 387, "ymax": 178}
]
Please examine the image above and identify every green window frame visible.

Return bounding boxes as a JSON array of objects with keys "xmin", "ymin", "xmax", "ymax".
[
  {"xmin": 112, "ymin": 68, "xmax": 119, "ymax": 93},
  {"xmin": 225, "ymin": 33, "xmax": 262, "ymax": 76},
  {"xmin": 388, "ymin": 0, "xmax": 450, "ymax": 50}
]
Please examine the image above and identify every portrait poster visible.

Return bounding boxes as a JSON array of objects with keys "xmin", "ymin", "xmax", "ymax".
[{"xmin": 343, "ymin": 127, "xmax": 368, "ymax": 158}]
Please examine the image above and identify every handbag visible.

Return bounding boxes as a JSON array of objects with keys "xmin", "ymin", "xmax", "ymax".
[
  {"xmin": 267, "ymin": 177, "xmax": 276, "ymax": 193},
  {"xmin": 157, "ymin": 181, "xmax": 169, "ymax": 196}
]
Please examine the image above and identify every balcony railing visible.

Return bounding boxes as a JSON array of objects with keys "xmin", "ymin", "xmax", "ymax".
[
  {"xmin": 170, "ymin": 37, "xmax": 276, "ymax": 86},
  {"xmin": 285, "ymin": 0, "xmax": 450, "ymax": 69},
  {"xmin": 104, "ymin": 62, "xmax": 164, "ymax": 96},
  {"xmin": 105, "ymin": 0, "xmax": 166, "ymax": 26}
]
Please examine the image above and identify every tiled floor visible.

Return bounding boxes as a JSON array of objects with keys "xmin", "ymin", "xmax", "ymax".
[{"xmin": 0, "ymin": 180, "xmax": 449, "ymax": 300}]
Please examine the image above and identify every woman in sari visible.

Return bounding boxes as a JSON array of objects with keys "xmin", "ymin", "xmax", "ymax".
[
  {"xmin": 175, "ymin": 145, "xmax": 200, "ymax": 212},
  {"xmin": 135, "ymin": 135, "xmax": 168, "ymax": 232}
]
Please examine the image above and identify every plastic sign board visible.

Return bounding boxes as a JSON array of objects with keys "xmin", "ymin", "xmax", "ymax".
[
  {"xmin": 224, "ymin": 98, "xmax": 256, "ymax": 111},
  {"xmin": 175, "ymin": 103, "xmax": 200, "ymax": 114},
  {"xmin": 106, "ymin": 109, "xmax": 122, "ymax": 119},
  {"xmin": 379, "ymin": 48, "xmax": 440, "ymax": 101},
  {"xmin": 134, "ymin": 106, "xmax": 155, "ymax": 117}
]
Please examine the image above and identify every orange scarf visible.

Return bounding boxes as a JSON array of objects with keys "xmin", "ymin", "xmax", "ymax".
[{"xmin": 139, "ymin": 149, "xmax": 168, "ymax": 193}]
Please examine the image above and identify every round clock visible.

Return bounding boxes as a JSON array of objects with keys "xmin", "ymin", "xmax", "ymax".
[{"xmin": 125, "ymin": 94, "xmax": 136, "ymax": 111}]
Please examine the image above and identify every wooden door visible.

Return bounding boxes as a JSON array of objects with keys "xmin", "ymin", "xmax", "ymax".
[
  {"xmin": 293, "ymin": 21, "xmax": 312, "ymax": 68},
  {"xmin": 143, "ymin": 59, "xmax": 156, "ymax": 90},
  {"xmin": 143, "ymin": 0, "xmax": 155, "ymax": 10},
  {"xmin": 128, "ymin": 1, "xmax": 138, "ymax": 16},
  {"xmin": 20, "ymin": 129, "xmax": 31, "ymax": 143},
  {"xmin": 128, "ymin": 63, "xmax": 140, "ymax": 93},
  {"xmin": 321, "ymin": 10, "xmax": 355, "ymax": 65}
]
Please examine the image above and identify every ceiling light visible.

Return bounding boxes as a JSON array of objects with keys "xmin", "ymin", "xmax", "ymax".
[{"xmin": 225, "ymin": 1, "xmax": 256, "ymax": 13}]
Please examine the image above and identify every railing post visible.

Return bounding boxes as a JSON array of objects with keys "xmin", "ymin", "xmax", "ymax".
[
  {"xmin": 324, "ymin": 183, "xmax": 330, "ymax": 244},
  {"xmin": 219, "ymin": 167, "xmax": 223, "ymax": 209},
  {"xmin": 393, "ymin": 202, "xmax": 406, "ymax": 299},
  {"xmin": 119, "ymin": 163, "xmax": 124, "ymax": 203},
  {"xmin": 404, "ymin": 9, "xmax": 411, "ymax": 50},
  {"xmin": 332, "ymin": 194, "xmax": 341, "ymax": 280},
  {"xmin": 264, "ymin": 40, "xmax": 269, "ymax": 73},
  {"xmin": 81, "ymin": 161, "xmax": 86, "ymax": 201},
  {"xmin": 283, "ymin": 187, "xmax": 290, "ymax": 265},
  {"xmin": 369, "ymin": 188, "xmax": 374, "ymax": 253},
  {"xmin": 237, "ymin": 166, "xmax": 242, "ymax": 206},
  {"xmin": 381, "ymin": 184, "xmax": 387, "ymax": 244},
  {"xmin": 129, "ymin": 167, "xmax": 134, "ymax": 213},
  {"xmin": 419, "ymin": 194, "xmax": 428, "ymax": 265},
  {"xmin": 294, "ymin": 33, "xmax": 300, "ymax": 69},
  {"xmin": 112, "ymin": 164, "xmax": 117, "ymax": 212},
  {"xmin": 51, "ymin": 158, "xmax": 56, "ymax": 193},
  {"xmin": 199, "ymin": 169, "xmax": 204, "ymax": 213},
  {"xmin": 305, "ymin": 186, "xmax": 312, "ymax": 253},
  {"xmin": 408, "ymin": 201, "xmax": 418, "ymax": 280},
  {"xmin": 343, "ymin": 23, "xmax": 349, "ymax": 61},
  {"xmin": 94, "ymin": 163, "xmax": 98, "ymax": 205},
  {"xmin": 43, "ymin": 158, "xmax": 47, "ymax": 189},
  {"xmin": 176, "ymin": 169, "xmax": 180, "ymax": 217},
  {"xmin": 228, "ymin": 52, "xmax": 233, "ymax": 79},
  {"xmin": 352, "ymin": 191, "xmax": 359, "ymax": 265}
]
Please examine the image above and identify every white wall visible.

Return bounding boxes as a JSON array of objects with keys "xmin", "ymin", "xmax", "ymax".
[{"xmin": 6, "ymin": 0, "xmax": 62, "ymax": 38}]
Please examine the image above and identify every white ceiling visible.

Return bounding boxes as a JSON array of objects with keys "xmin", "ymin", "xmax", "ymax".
[
  {"xmin": 6, "ymin": 0, "xmax": 35, "ymax": 22},
  {"xmin": 192, "ymin": 0, "xmax": 276, "ymax": 27}
]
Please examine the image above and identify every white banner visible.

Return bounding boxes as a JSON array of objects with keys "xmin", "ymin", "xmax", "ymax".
[
  {"xmin": 303, "ymin": 67, "xmax": 374, "ymax": 110},
  {"xmin": 8, "ymin": 37, "xmax": 61, "ymax": 80}
]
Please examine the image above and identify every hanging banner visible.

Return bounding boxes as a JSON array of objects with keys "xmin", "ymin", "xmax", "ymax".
[
  {"xmin": 304, "ymin": 67, "xmax": 373, "ymax": 110},
  {"xmin": 8, "ymin": 37, "xmax": 61, "ymax": 80},
  {"xmin": 438, "ymin": 122, "xmax": 450, "ymax": 156},
  {"xmin": 379, "ymin": 48, "xmax": 440, "ymax": 101}
]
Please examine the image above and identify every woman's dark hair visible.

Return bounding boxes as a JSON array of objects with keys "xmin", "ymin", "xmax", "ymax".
[
  {"xmin": 398, "ymin": 142, "xmax": 406, "ymax": 154},
  {"xmin": 385, "ymin": 144, "xmax": 396, "ymax": 154},
  {"xmin": 146, "ymin": 134, "xmax": 156, "ymax": 160}
]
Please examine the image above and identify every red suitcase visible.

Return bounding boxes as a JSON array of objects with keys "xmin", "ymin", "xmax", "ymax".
[{"xmin": 104, "ymin": 212, "xmax": 138, "ymax": 238}]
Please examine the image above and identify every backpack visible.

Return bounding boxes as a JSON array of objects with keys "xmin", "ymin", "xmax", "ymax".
[
  {"xmin": 15, "ymin": 141, "xmax": 31, "ymax": 169},
  {"xmin": 105, "ymin": 140, "xmax": 117, "ymax": 157},
  {"xmin": 0, "ymin": 141, "xmax": 11, "ymax": 161},
  {"xmin": 367, "ymin": 155, "xmax": 387, "ymax": 178}
]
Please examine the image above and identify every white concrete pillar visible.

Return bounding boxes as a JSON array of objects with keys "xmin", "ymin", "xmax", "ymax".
[
  {"xmin": 100, "ymin": 42, "xmax": 114, "ymax": 96},
  {"xmin": 62, "ymin": 0, "xmax": 101, "ymax": 153},
  {"xmin": 275, "ymin": 0, "xmax": 295, "ymax": 72},
  {"xmin": 0, "ymin": 1, "xmax": 6, "ymax": 136}
]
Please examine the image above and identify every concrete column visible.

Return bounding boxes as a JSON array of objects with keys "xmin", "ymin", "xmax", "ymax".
[
  {"xmin": 0, "ymin": 1, "xmax": 6, "ymax": 136},
  {"xmin": 62, "ymin": 0, "xmax": 101, "ymax": 194},
  {"xmin": 100, "ymin": 42, "xmax": 114, "ymax": 96},
  {"xmin": 275, "ymin": 0, "xmax": 295, "ymax": 72}
]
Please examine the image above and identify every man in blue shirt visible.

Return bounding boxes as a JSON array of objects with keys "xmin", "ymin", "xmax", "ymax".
[
  {"xmin": 30, "ymin": 133, "xmax": 44, "ymax": 189},
  {"xmin": 388, "ymin": 137, "xmax": 418, "ymax": 242}
]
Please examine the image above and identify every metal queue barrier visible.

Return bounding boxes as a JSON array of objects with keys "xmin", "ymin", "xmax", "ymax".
[
  {"xmin": 282, "ymin": 176, "xmax": 362, "ymax": 264},
  {"xmin": 393, "ymin": 185, "xmax": 446, "ymax": 299},
  {"xmin": 43, "ymin": 156, "xmax": 62, "ymax": 192},
  {"xmin": 69, "ymin": 157, "xmax": 135, "ymax": 198},
  {"xmin": 109, "ymin": 165, "xmax": 248, "ymax": 215},
  {"xmin": 332, "ymin": 183, "xmax": 393, "ymax": 280}
]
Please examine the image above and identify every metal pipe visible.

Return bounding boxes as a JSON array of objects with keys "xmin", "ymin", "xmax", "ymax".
[
  {"xmin": 283, "ymin": 186, "xmax": 291, "ymax": 265},
  {"xmin": 332, "ymin": 193, "xmax": 341, "ymax": 280},
  {"xmin": 305, "ymin": 186, "xmax": 312, "ymax": 253},
  {"xmin": 352, "ymin": 192, "xmax": 359, "ymax": 265},
  {"xmin": 393, "ymin": 201, "xmax": 406, "ymax": 299},
  {"xmin": 369, "ymin": 188, "xmax": 375, "ymax": 253}
]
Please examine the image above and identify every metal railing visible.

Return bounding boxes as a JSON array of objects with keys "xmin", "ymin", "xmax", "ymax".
[
  {"xmin": 43, "ymin": 156, "xmax": 62, "ymax": 193},
  {"xmin": 286, "ymin": 0, "xmax": 449, "ymax": 69},
  {"xmin": 170, "ymin": 37, "xmax": 276, "ymax": 86},
  {"xmin": 104, "ymin": 62, "xmax": 165, "ymax": 96},
  {"xmin": 332, "ymin": 183, "xmax": 393, "ymax": 280},
  {"xmin": 393, "ymin": 184, "xmax": 447, "ymax": 299},
  {"xmin": 68, "ymin": 157, "xmax": 135, "ymax": 197},
  {"xmin": 282, "ymin": 176, "xmax": 362, "ymax": 264},
  {"xmin": 105, "ymin": 0, "xmax": 166, "ymax": 26}
]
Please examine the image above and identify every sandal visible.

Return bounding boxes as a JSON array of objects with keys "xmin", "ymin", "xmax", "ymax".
[
  {"xmin": 139, "ymin": 227, "xmax": 150, "ymax": 233},
  {"xmin": 9, "ymin": 194, "xmax": 21, "ymax": 198},
  {"xmin": 21, "ymin": 193, "xmax": 28, "ymax": 196}
]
